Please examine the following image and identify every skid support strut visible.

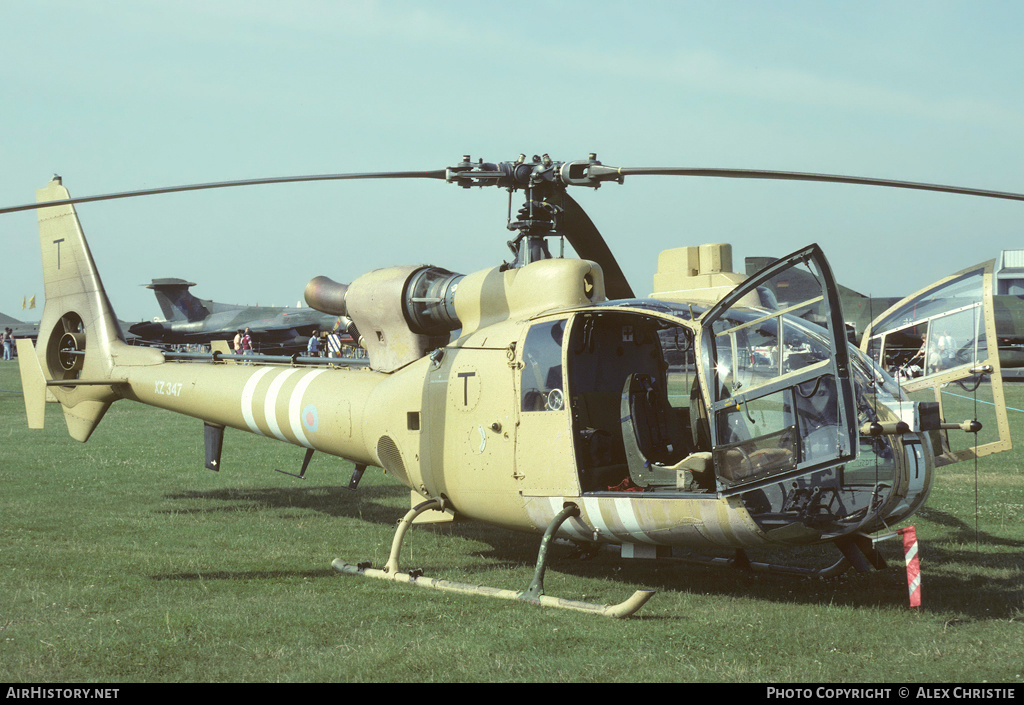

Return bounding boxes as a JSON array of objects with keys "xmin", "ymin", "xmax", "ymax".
[
  {"xmin": 521, "ymin": 503, "xmax": 582, "ymax": 602},
  {"xmin": 332, "ymin": 499, "xmax": 654, "ymax": 618}
]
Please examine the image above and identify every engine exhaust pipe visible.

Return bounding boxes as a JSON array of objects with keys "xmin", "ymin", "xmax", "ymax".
[{"xmin": 304, "ymin": 276, "xmax": 349, "ymax": 316}]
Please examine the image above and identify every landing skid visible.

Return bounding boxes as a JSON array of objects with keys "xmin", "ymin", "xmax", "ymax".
[{"xmin": 332, "ymin": 499, "xmax": 655, "ymax": 618}]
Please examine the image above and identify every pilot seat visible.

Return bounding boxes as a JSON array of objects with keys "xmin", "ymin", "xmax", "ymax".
[{"xmin": 619, "ymin": 373, "xmax": 713, "ymax": 491}]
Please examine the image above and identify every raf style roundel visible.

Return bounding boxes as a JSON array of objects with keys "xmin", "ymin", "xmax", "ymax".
[{"xmin": 302, "ymin": 404, "xmax": 319, "ymax": 433}]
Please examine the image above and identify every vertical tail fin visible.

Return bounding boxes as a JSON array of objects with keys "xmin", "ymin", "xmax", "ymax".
[
  {"xmin": 33, "ymin": 177, "xmax": 129, "ymax": 441},
  {"xmin": 146, "ymin": 278, "xmax": 211, "ymax": 322}
]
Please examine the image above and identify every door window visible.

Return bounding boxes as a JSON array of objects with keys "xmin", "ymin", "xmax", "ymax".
[
  {"xmin": 521, "ymin": 319, "xmax": 566, "ymax": 411},
  {"xmin": 699, "ymin": 245, "xmax": 857, "ymax": 489}
]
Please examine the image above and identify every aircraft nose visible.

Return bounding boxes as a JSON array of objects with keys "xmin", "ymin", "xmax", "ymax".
[{"xmin": 128, "ymin": 321, "xmax": 167, "ymax": 339}]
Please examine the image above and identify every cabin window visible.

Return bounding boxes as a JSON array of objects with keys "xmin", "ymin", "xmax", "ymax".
[
  {"xmin": 866, "ymin": 268, "xmax": 987, "ymax": 380},
  {"xmin": 521, "ymin": 319, "xmax": 566, "ymax": 411},
  {"xmin": 713, "ymin": 388, "xmax": 798, "ymax": 486}
]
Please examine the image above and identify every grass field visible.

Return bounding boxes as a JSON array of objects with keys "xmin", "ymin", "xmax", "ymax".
[{"xmin": 1, "ymin": 361, "xmax": 1022, "ymax": 683}]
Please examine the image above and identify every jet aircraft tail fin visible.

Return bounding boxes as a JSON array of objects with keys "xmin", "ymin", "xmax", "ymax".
[
  {"xmin": 146, "ymin": 278, "xmax": 211, "ymax": 322},
  {"xmin": 31, "ymin": 177, "xmax": 136, "ymax": 442}
]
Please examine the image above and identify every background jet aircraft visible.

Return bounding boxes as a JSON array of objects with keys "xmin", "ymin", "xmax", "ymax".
[
  {"xmin": 127, "ymin": 278, "xmax": 352, "ymax": 353},
  {"xmin": 0, "ymin": 312, "xmax": 39, "ymax": 343}
]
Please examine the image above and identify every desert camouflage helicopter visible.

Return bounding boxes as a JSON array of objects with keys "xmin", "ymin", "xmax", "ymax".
[{"xmin": 4, "ymin": 155, "xmax": 1019, "ymax": 617}]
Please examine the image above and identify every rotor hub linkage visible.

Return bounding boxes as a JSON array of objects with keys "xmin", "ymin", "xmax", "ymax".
[
  {"xmin": 445, "ymin": 154, "xmax": 619, "ymax": 268},
  {"xmin": 444, "ymin": 153, "xmax": 620, "ymax": 191}
]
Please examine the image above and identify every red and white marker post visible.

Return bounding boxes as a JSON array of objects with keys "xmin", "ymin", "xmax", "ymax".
[{"xmin": 898, "ymin": 526, "xmax": 922, "ymax": 608}]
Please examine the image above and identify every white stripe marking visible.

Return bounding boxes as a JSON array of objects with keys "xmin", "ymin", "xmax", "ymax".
[
  {"xmin": 582, "ymin": 497, "xmax": 614, "ymax": 540},
  {"xmin": 904, "ymin": 542, "xmax": 918, "ymax": 565},
  {"xmin": 264, "ymin": 368, "xmax": 299, "ymax": 441},
  {"xmin": 614, "ymin": 497, "xmax": 656, "ymax": 543},
  {"xmin": 241, "ymin": 367, "xmax": 275, "ymax": 435}
]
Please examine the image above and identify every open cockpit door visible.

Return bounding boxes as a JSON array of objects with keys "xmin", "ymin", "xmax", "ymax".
[
  {"xmin": 862, "ymin": 261, "xmax": 1011, "ymax": 465},
  {"xmin": 697, "ymin": 244, "xmax": 858, "ymax": 492}
]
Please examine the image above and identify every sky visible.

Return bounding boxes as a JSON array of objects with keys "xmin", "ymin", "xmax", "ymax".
[{"xmin": 2, "ymin": 0, "xmax": 1023, "ymax": 323}]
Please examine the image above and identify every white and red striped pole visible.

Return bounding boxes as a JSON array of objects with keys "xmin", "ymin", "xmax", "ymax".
[{"xmin": 898, "ymin": 526, "xmax": 922, "ymax": 608}]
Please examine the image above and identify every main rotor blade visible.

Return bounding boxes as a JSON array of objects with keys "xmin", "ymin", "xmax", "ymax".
[
  {"xmin": 0, "ymin": 169, "xmax": 448, "ymax": 214},
  {"xmin": 607, "ymin": 166, "xmax": 1024, "ymax": 202},
  {"xmin": 559, "ymin": 192, "xmax": 635, "ymax": 300}
]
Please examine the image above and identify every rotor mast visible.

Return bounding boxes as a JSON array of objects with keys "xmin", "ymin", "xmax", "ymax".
[{"xmin": 445, "ymin": 153, "xmax": 611, "ymax": 269}]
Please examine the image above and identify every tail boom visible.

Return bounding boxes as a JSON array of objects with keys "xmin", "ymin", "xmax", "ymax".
[{"xmin": 120, "ymin": 361, "xmax": 385, "ymax": 471}]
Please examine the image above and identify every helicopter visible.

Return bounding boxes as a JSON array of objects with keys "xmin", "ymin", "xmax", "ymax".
[{"xmin": 5, "ymin": 154, "xmax": 1021, "ymax": 618}]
